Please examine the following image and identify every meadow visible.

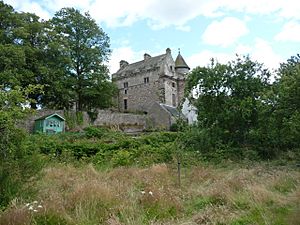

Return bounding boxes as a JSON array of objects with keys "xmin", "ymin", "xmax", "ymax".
[{"xmin": 0, "ymin": 128, "xmax": 299, "ymax": 225}]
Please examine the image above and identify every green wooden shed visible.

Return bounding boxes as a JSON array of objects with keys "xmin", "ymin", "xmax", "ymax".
[{"xmin": 34, "ymin": 113, "xmax": 65, "ymax": 134}]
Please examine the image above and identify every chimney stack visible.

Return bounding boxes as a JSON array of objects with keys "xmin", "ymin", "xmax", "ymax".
[
  {"xmin": 119, "ymin": 60, "xmax": 129, "ymax": 69},
  {"xmin": 144, "ymin": 53, "xmax": 151, "ymax": 60},
  {"xmin": 166, "ymin": 48, "xmax": 171, "ymax": 54}
]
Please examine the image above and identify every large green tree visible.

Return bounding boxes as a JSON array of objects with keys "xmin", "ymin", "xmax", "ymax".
[
  {"xmin": 275, "ymin": 54, "xmax": 300, "ymax": 148},
  {"xmin": 50, "ymin": 8, "xmax": 115, "ymax": 111},
  {"xmin": 0, "ymin": 1, "xmax": 47, "ymax": 108},
  {"xmin": 185, "ymin": 56, "xmax": 272, "ymax": 147}
]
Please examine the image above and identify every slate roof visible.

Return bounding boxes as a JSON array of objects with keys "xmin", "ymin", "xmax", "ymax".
[
  {"xmin": 35, "ymin": 113, "xmax": 65, "ymax": 121},
  {"xmin": 116, "ymin": 54, "xmax": 166, "ymax": 74},
  {"xmin": 175, "ymin": 53, "xmax": 190, "ymax": 70},
  {"xmin": 160, "ymin": 104, "xmax": 183, "ymax": 117}
]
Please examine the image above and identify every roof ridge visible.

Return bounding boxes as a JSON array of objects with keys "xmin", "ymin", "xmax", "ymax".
[{"xmin": 115, "ymin": 53, "xmax": 167, "ymax": 73}]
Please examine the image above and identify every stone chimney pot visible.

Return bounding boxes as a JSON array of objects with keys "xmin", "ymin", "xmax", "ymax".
[
  {"xmin": 144, "ymin": 53, "xmax": 151, "ymax": 60},
  {"xmin": 120, "ymin": 60, "xmax": 129, "ymax": 69}
]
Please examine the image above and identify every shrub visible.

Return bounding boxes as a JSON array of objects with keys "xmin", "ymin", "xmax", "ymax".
[{"xmin": 83, "ymin": 126, "xmax": 108, "ymax": 139}]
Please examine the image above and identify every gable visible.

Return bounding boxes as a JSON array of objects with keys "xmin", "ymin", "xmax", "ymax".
[{"xmin": 35, "ymin": 113, "xmax": 65, "ymax": 122}]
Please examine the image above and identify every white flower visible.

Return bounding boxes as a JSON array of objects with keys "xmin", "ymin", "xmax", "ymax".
[
  {"xmin": 33, "ymin": 209, "xmax": 38, "ymax": 212},
  {"xmin": 149, "ymin": 191, "xmax": 153, "ymax": 196},
  {"xmin": 38, "ymin": 205, "xmax": 43, "ymax": 208},
  {"xmin": 25, "ymin": 203, "xmax": 30, "ymax": 207},
  {"xmin": 141, "ymin": 191, "xmax": 145, "ymax": 194},
  {"xmin": 28, "ymin": 206, "xmax": 33, "ymax": 210},
  {"xmin": 33, "ymin": 201, "xmax": 38, "ymax": 204}
]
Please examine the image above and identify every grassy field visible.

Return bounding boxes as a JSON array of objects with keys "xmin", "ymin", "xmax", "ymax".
[{"xmin": 1, "ymin": 162, "xmax": 299, "ymax": 225}]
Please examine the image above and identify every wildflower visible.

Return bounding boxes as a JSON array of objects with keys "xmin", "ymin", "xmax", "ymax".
[
  {"xmin": 149, "ymin": 191, "xmax": 153, "ymax": 196},
  {"xmin": 38, "ymin": 205, "xmax": 43, "ymax": 208},
  {"xmin": 33, "ymin": 201, "xmax": 38, "ymax": 204},
  {"xmin": 25, "ymin": 203, "xmax": 30, "ymax": 207},
  {"xmin": 28, "ymin": 206, "xmax": 33, "ymax": 210},
  {"xmin": 33, "ymin": 209, "xmax": 38, "ymax": 212},
  {"xmin": 141, "ymin": 191, "xmax": 145, "ymax": 194}
]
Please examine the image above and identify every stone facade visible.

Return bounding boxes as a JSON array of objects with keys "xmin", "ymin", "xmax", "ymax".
[{"xmin": 112, "ymin": 48, "xmax": 190, "ymax": 125}]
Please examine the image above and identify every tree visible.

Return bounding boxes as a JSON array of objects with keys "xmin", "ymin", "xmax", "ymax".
[
  {"xmin": 185, "ymin": 56, "xmax": 272, "ymax": 147},
  {"xmin": 0, "ymin": 85, "xmax": 43, "ymax": 207},
  {"xmin": 50, "ymin": 8, "xmax": 115, "ymax": 111},
  {"xmin": 275, "ymin": 54, "xmax": 300, "ymax": 148},
  {"xmin": 0, "ymin": 2, "xmax": 47, "ymax": 108}
]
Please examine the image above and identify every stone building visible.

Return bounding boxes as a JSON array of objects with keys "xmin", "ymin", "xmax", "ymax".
[{"xmin": 112, "ymin": 48, "xmax": 190, "ymax": 129}]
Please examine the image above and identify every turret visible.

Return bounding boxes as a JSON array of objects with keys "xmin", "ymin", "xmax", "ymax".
[{"xmin": 175, "ymin": 49, "xmax": 190, "ymax": 74}]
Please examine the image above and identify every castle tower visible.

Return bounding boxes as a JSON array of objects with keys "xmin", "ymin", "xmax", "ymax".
[{"xmin": 175, "ymin": 49, "xmax": 190, "ymax": 75}]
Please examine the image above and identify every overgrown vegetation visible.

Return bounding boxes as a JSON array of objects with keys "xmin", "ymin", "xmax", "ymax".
[
  {"xmin": 1, "ymin": 124, "xmax": 300, "ymax": 224},
  {"xmin": 1, "ymin": 162, "xmax": 299, "ymax": 225},
  {"xmin": 185, "ymin": 55, "xmax": 300, "ymax": 160}
]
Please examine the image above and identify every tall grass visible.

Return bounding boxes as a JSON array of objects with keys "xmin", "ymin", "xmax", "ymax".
[{"xmin": 1, "ymin": 163, "xmax": 299, "ymax": 225}]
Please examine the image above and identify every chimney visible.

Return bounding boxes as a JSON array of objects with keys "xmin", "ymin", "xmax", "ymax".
[
  {"xmin": 166, "ymin": 48, "xmax": 171, "ymax": 55},
  {"xmin": 144, "ymin": 53, "xmax": 151, "ymax": 60},
  {"xmin": 119, "ymin": 60, "xmax": 129, "ymax": 69}
]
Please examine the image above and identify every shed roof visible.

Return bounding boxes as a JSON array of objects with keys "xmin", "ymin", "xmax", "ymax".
[{"xmin": 35, "ymin": 113, "xmax": 65, "ymax": 121}]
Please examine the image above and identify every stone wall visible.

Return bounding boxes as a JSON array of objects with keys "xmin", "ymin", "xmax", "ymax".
[
  {"xmin": 93, "ymin": 110, "xmax": 148, "ymax": 133},
  {"xmin": 23, "ymin": 109, "xmax": 149, "ymax": 133}
]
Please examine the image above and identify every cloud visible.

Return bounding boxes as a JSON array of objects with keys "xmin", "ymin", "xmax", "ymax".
[
  {"xmin": 108, "ymin": 47, "xmax": 135, "ymax": 74},
  {"xmin": 6, "ymin": 0, "xmax": 300, "ymax": 29},
  {"xmin": 236, "ymin": 38, "xmax": 283, "ymax": 70},
  {"xmin": 186, "ymin": 50, "xmax": 233, "ymax": 69},
  {"xmin": 275, "ymin": 21, "xmax": 300, "ymax": 42},
  {"xmin": 250, "ymin": 38, "xmax": 282, "ymax": 70},
  {"xmin": 202, "ymin": 17, "xmax": 249, "ymax": 47},
  {"xmin": 108, "ymin": 47, "xmax": 149, "ymax": 74},
  {"xmin": 187, "ymin": 38, "xmax": 282, "ymax": 71},
  {"xmin": 5, "ymin": 0, "xmax": 51, "ymax": 19}
]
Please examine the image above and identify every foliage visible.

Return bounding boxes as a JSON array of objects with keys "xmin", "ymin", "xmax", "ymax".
[
  {"xmin": 83, "ymin": 126, "xmax": 108, "ymax": 138},
  {"xmin": 0, "ymin": 85, "xmax": 45, "ymax": 208},
  {"xmin": 0, "ymin": 1, "xmax": 52, "ymax": 108},
  {"xmin": 185, "ymin": 55, "xmax": 300, "ymax": 159},
  {"xmin": 276, "ymin": 54, "xmax": 300, "ymax": 149},
  {"xmin": 186, "ymin": 56, "xmax": 271, "ymax": 147},
  {"xmin": 0, "ymin": 1, "xmax": 117, "ymax": 111},
  {"xmin": 50, "ymin": 7, "xmax": 116, "ymax": 111},
  {"xmin": 25, "ymin": 129, "xmax": 177, "ymax": 167}
]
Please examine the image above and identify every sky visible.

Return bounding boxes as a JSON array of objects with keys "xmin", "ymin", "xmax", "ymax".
[{"xmin": 5, "ymin": 0, "xmax": 300, "ymax": 74}]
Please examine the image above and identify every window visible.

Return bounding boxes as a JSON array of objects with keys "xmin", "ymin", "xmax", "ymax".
[
  {"xmin": 172, "ymin": 82, "xmax": 175, "ymax": 88},
  {"xmin": 144, "ymin": 77, "xmax": 149, "ymax": 84},
  {"xmin": 123, "ymin": 82, "xmax": 128, "ymax": 88},
  {"xmin": 172, "ymin": 94, "xmax": 176, "ymax": 107},
  {"xmin": 170, "ymin": 66, "xmax": 173, "ymax": 71},
  {"xmin": 124, "ymin": 89, "xmax": 127, "ymax": 94},
  {"xmin": 124, "ymin": 99, "xmax": 128, "ymax": 110}
]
